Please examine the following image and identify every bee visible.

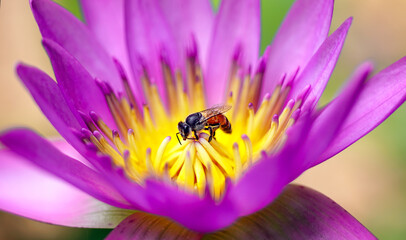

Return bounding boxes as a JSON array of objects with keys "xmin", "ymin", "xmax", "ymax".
[{"xmin": 176, "ymin": 105, "xmax": 232, "ymax": 144}]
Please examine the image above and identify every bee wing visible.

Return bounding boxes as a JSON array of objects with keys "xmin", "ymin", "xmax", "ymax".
[{"xmin": 198, "ymin": 104, "xmax": 232, "ymax": 123}]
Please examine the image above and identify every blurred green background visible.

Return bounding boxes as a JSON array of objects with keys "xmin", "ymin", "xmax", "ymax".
[{"xmin": 0, "ymin": 0, "xmax": 405, "ymax": 239}]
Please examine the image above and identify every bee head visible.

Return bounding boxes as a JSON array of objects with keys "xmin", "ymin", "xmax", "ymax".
[{"xmin": 177, "ymin": 121, "xmax": 191, "ymax": 140}]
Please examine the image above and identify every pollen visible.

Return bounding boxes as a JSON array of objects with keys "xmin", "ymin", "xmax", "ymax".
[{"xmin": 78, "ymin": 47, "xmax": 307, "ymax": 201}]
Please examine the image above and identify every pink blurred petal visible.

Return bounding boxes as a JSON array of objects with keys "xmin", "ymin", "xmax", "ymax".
[
  {"xmin": 0, "ymin": 128, "xmax": 131, "ymax": 209},
  {"xmin": 209, "ymin": 185, "xmax": 376, "ymax": 239},
  {"xmin": 262, "ymin": 0, "xmax": 333, "ymax": 97},
  {"xmin": 321, "ymin": 57, "xmax": 406, "ymax": 160},
  {"xmin": 30, "ymin": 0, "xmax": 122, "ymax": 91},
  {"xmin": 290, "ymin": 18, "xmax": 352, "ymax": 110},
  {"xmin": 157, "ymin": 0, "xmax": 214, "ymax": 67},
  {"xmin": 51, "ymin": 139, "xmax": 85, "ymax": 162},
  {"xmin": 0, "ymin": 148, "xmax": 133, "ymax": 228},
  {"xmin": 42, "ymin": 38, "xmax": 116, "ymax": 129},
  {"xmin": 205, "ymin": 0, "xmax": 260, "ymax": 105}
]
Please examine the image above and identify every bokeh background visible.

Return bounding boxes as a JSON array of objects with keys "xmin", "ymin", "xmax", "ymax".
[{"xmin": 1, "ymin": 0, "xmax": 405, "ymax": 239}]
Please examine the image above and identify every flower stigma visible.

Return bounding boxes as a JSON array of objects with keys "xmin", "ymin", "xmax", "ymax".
[{"xmin": 78, "ymin": 46, "xmax": 307, "ymax": 201}]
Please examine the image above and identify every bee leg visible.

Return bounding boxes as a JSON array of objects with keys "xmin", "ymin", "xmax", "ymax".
[
  {"xmin": 208, "ymin": 127, "xmax": 213, "ymax": 142},
  {"xmin": 213, "ymin": 125, "xmax": 220, "ymax": 141},
  {"xmin": 194, "ymin": 131, "xmax": 199, "ymax": 140}
]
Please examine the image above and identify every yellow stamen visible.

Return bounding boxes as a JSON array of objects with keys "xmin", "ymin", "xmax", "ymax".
[
  {"xmin": 145, "ymin": 148, "xmax": 154, "ymax": 176},
  {"xmin": 184, "ymin": 151, "xmax": 195, "ymax": 191},
  {"xmin": 233, "ymin": 143, "xmax": 242, "ymax": 180},
  {"xmin": 83, "ymin": 53, "xmax": 301, "ymax": 201},
  {"xmin": 154, "ymin": 136, "xmax": 171, "ymax": 171},
  {"xmin": 113, "ymin": 131, "xmax": 127, "ymax": 154},
  {"xmin": 242, "ymin": 135, "xmax": 253, "ymax": 168},
  {"xmin": 194, "ymin": 158, "xmax": 206, "ymax": 197}
]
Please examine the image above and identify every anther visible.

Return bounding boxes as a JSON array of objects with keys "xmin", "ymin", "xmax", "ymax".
[
  {"xmin": 89, "ymin": 111, "xmax": 114, "ymax": 142},
  {"xmin": 186, "ymin": 35, "xmax": 198, "ymax": 61},
  {"xmin": 78, "ymin": 111, "xmax": 98, "ymax": 132},
  {"xmin": 112, "ymin": 130, "xmax": 127, "ymax": 154},
  {"xmin": 291, "ymin": 109, "xmax": 301, "ymax": 121},
  {"xmin": 296, "ymin": 84, "xmax": 311, "ymax": 104},
  {"xmin": 246, "ymin": 103, "xmax": 255, "ymax": 136}
]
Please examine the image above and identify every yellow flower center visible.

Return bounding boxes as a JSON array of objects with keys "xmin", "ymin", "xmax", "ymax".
[{"xmin": 80, "ymin": 54, "xmax": 302, "ymax": 201}]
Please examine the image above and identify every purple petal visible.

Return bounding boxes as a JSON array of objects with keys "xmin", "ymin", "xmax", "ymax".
[
  {"xmin": 228, "ymin": 113, "xmax": 313, "ymax": 217},
  {"xmin": 290, "ymin": 18, "xmax": 353, "ymax": 110},
  {"xmin": 321, "ymin": 57, "xmax": 406, "ymax": 160},
  {"xmin": 30, "ymin": 0, "xmax": 122, "ymax": 90},
  {"xmin": 205, "ymin": 0, "xmax": 260, "ymax": 105},
  {"xmin": 94, "ymin": 162, "xmax": 152, "ymax": 211},
  {"xmin": 140, "ymin": 179, "xmax": 238, "ymax": 232},
  {"xmin": 298, "ymin": 62, "xmax": 372, "ymax": 171},
  {"xmin": 80, "ymin": 0, "xmax": 132, "ymax": 83},
  {"xmin": 125, "ymin": 0, "xmax": 178, "ymax": 104},
  {"xmin": 16, "ymin": 64, "xmax": 87, "ymax": 154},
  {"xmin": 209, "ymin": 185, "xmax": 376, "ymax": 239},
  {"xmin": 0, "ymin": 148, "xmax": 133, "ymax": 228},
  {"xmin": 157, "ymin": 0, "xmax": 214, "ymax": 66},
  {"xmin": 262, "ymin": 0, "xmax": 333, "ymax": 97},
  {"xmin": 42, "ymin": 38, "xmax": 116, "ymax": 129},
  {"xmin": 106, "ymin": 212, "xmax": 201, "ymax": 239},
  {"xmin": 0, "ymin": 128, "xmax": 131, "ymax": 209}
]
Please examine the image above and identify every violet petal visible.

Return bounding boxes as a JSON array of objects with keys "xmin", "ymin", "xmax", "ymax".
[
  {"xmin": 16, "ymin": 64, "xmax": 87, "ymax": 155},
  {"xmin": 30, "ymin": 0, "xmax": 122, "ymax": 91},
  {"xmin": 42, "ymin": 38, "xmax": 116, "ymax": 129},
  {"xmin": 297, "ymin": 62, "xmax": 372, "ymax": 172},
  {"xmin": 290, "ymin": 18, "xmax": 352, "ymax": 111},
  {"xmin": 321, "ymin": 57, "xmax": 406, "ymax": 160}
]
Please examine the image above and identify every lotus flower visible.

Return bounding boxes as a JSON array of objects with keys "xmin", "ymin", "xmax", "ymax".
[{"xmin": 1, "ymin": 0, "xmax": 405, "ymax": 238}]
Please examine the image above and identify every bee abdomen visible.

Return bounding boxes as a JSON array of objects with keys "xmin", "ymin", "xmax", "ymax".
[{"xmin": 220, "ymin": 117, "xmax": 232, "ymax": 133}]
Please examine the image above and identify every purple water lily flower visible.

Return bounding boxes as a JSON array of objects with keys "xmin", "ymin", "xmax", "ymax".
[{"xmin": 1, "ymin": 0, "xmax": 405, "ymax": 238}]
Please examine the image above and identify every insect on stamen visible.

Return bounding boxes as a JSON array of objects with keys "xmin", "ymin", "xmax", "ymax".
[{"xmin": 176, "ymin": 105, "xmax": 233, "ymax": 145}]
